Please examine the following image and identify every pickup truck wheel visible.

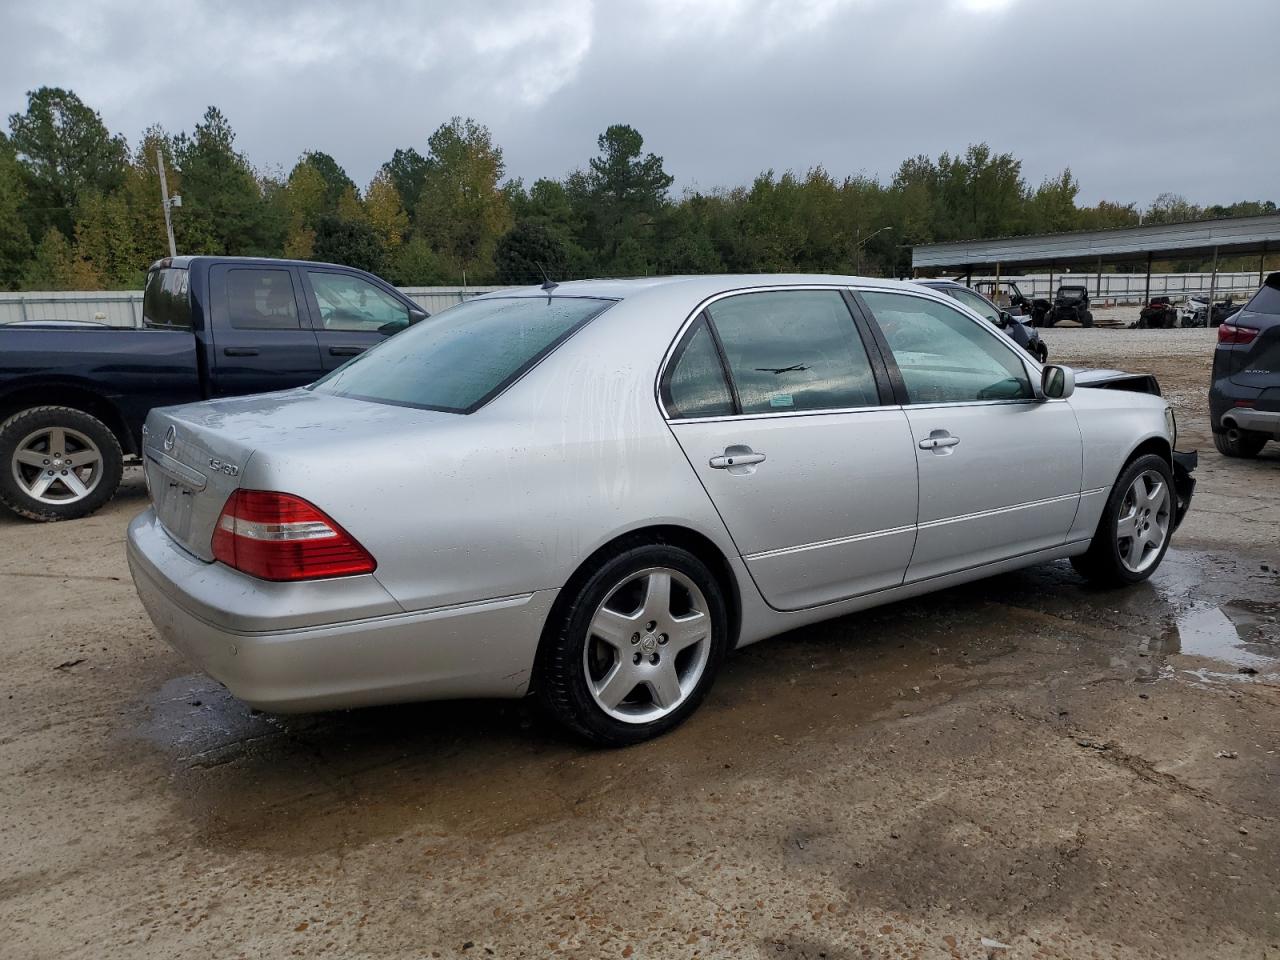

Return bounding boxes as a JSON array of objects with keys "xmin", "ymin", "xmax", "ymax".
[
  {"xmin": 0, "ymin": 406, "xmax": 123, "ymax": 522},
  {"xmin": 1071, "ymin": 454, "xmax": 1174, "ymax": 587}
]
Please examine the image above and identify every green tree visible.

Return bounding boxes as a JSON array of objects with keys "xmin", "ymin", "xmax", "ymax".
[
  {"xmin": 22, "ymin": 226, "xmax": 84, "ymax": 289},
  {"xmin": 73, "ymin": 190, "xmax": 142, "ymax": 287},
  {"xmin": 414, "ymin": 117, "xmax": 512, "ymax": 281},
  {"xmin": 298, "ymin": 151, "xmax": 356, "ymax": 207},
  {"xmin": 312, "ymin": 214, "xmax": 386, "ymax": 273},
  {"xmin": 1145, "ymin": 192, "xmax": 1202, "ymax": 224},
  {"xmin": 494, "ymin": 220, "xmax": 568, "ymax": 284},
  {"xmin": 173, "ymin": 106, "xmax": 281, "ymax": 256},
  {"xmin": 364, "ymin": 170, "xmax": 408, "ymax": 249},
  {"xmin": 1026, "ymin": 169, "xmax": 1081, "ymax": 235},
  {"xmin": 381, "ymin": 147, "xmax": 429, "ymax": 220},
  {"xmin": 571, "ymin": 124, "xmax": 673, "ymax": 269},
  {"xmin": 8, "ymin": 87, "xmax": 128, "ymax": 240},
  {"xmin": 0, "ymin": 135, "xmax": 33, "ymax": 289}
]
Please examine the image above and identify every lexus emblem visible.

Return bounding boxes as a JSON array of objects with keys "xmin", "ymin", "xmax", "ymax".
[{"xmin": 163, "ymin": 425, "xmax": 177, "ymax": 451}]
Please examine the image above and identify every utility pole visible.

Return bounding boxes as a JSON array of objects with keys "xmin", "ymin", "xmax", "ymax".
[{"xmin": 157, "ymin": 148, "xmax": 177, "ymax": 258}]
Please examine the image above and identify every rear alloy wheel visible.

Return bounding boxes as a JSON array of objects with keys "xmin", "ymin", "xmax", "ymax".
[
  {"xmin": 538, "ymin": 543, "xmax": 728, "ymax": 746},
  {"xmin": 0, "ymin": 406, "xmax": 123, "ymax": 521},
  {"xmin": 1072, "ymin": 453, "xmax": 1174, "ymax": 586},
  {"xmin": 1213, "ymin": 428, "xmax": 1267, "ymax": 459}
]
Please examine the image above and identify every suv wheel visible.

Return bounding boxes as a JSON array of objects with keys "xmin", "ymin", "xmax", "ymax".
[
  {"xmin": 0, "ymin": 406, "xmax": 124, "ymax": 521},
  {"xmin": 1213, "ymin": 428, "xmax": 1268, "ymax": 459},
  {"xmin": 1071, "ymin": 454, "xmax": 1175, "ymax": 586},
  {"xmin": 1081, "ymin": 310, "xmax": 1094, "ymax": 328},
  {"xmin": 537, "ymin": 543, "xmax": 729, "ymax": 746}
]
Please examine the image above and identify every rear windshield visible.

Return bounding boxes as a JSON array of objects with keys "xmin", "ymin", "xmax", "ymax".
[
  {"xmin": 1244, "ymin": 274, "xmax": 1280, "ymax": 315},
  {"xmin": 142, "ymin": 267, "xmax": 192, "ymax": 330},
  {"xmin": 311, "ymin": 296, "xmax": 613, "ymax": 414}
]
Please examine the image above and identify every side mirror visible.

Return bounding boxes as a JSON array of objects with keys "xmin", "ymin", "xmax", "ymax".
[
  {"xmin": 408, "ymin": 307, "xmax": 429, "ymax": 325},
  {"xmin": 1040, "ymin": 364, "xmax": 1075, "ymax": 400},
  {"xmin": 998, "ymin": 310, "xmax": 1014, "ymax": 326}
]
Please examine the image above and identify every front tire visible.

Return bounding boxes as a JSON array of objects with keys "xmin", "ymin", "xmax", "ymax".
[
  {"xmin": 0, "ymin": 406, "xmax": 124, "ymax": 521},
  {"xmin": 536, "ymin": 543, "xmax": 729, "ymax": 746},
  {"xmin": 1071, "ymin": 454, "xmax": 1175, "ymax": 586},
  {"xmin": 1213, "ymin": 428, "xmax": 1267, "ymax": 458},
  {"xmin": 1081, "ymin": 310, "xmax": 1094, "ymax": 328}
]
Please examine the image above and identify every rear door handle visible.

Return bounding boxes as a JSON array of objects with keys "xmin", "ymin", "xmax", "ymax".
[
  {"xmin": 709, "ymin": 451, "xmax": 766, "ymax": 469},
  {"xmin": 223, "ymin": 347, "xmax": 259, "ymax": 357},
  {"xmin": 328, "ymin": 346, "xmax": 365, "ymax": 357}
]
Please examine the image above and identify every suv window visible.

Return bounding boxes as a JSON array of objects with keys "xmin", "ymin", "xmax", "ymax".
[
  {"xmin": 704, "ymin": 291, "xmax": 879, "ymax": 415},
  {"xmin": 226, "ymin": 269, "xmax": 301, "ymax": 330},
  {"xmin": 860, "ymin": 291, "xmax": 1033, "ymax": 403},
  {"xmin": 662, "ymin": 316, "xmax": 735, "ymax": 418},
  {"xmin": 309, "ymin": 271, "xmax": 408, "ymax": 331},
  {"xmin": 1245, "ymin": 274, "xmax": 1280, "ymax": 315},
  {"xmin": 312, "ymin": 296, "xmax": 612, "ymax": 414},
  {"xmin": 944, "ymin": 286, "xmax": 1001, "ymax": 324},
  {"xmin": 142, "ymin": 267, "xmax": 191, "ymax": 330}
]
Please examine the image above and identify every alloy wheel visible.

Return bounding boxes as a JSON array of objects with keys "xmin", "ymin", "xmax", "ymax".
[
  {"xmin": 582, "ymin": 566, "xmax": 712, "ymax": 723},
  {"xmin": 11, "ymin": 426, "xmax": 104, "ymax": 505},
  {"xmin": 1116, "ymin": 468, "xmax": 1171, "ymax": 574}
]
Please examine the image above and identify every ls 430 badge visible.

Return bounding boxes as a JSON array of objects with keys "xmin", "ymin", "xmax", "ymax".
[{"xmin": 208, "ymin": 458, "xmax": 240, "ymax": 477}]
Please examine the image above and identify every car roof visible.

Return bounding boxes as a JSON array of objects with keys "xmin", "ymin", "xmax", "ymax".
[{"xmin": 475, "ymin": 274, "xmax": 926, "ymax": 303}]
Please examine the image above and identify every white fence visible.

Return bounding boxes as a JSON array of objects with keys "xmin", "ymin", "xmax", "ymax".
[
  {"xmin": 965, "ymin": 271, "xmax": 1264, "ymax": 305},
  {"xmin": 0, "ymin": 286, "xmax": 509, "ymax": 328}
]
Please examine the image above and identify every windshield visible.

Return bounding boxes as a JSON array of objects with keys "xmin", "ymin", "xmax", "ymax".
[
  {"xmin": 310, "ymin": 296, "xmax": 613, "ymax": 414},
  {"xmin": 1058, "ymin": 287, "xmax": 1087, "ymax": 298}
]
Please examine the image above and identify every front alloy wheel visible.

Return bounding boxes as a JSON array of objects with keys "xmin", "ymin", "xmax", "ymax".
[{"xmin": 1072, "ymin": 453, "xmax": 1176, "ymax": 586}]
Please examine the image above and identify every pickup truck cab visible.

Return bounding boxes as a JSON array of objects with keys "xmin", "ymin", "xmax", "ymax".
[{"xmin": 0, "ymin": 256, "xmax": 427, "ymax": 521}]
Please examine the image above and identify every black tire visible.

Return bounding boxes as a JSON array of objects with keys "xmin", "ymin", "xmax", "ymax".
[
  {"xmin": 1081, "ymin": 310, "xmax": 1094, "ymax": 328},
  {"xmin": 1032, "ymin": 341, "xmax": 1049, "ymax": 364},
  {"xmin": 1071, "ymin": 453, "xmax": 1175, "ymax": 587},
  {"xmin": 1213, "ymin": 428, "xmax": 1267, "ymax": 459},
  {"xmin": 0, "ymin": 406, "xmax": 124, "ymax": 521},
  {"xmin": 536, "ymin": 542, "xmax": 729, "ymax": 746}
]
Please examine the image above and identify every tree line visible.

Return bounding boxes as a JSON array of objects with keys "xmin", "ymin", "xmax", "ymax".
[{"xmin": 0, "ymin": 86, "xmax": 1274, "ymax": 292}]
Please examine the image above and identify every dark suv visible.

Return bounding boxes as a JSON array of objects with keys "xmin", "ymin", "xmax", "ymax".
[
  {"xmin": 1209, "ymin": 272, "xmax": 1280, "ymax": 458},
  {"xmin": 1046, "ymin": 285, "xmax": 1093, "ymax": 327}
]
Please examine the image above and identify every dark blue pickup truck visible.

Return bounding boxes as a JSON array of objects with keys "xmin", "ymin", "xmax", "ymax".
[{"xmin": 0, "ymin": 256, "xmax": 427, "ymax": 521}]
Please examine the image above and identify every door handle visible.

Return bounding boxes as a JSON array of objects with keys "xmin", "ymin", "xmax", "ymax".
[
  {"xmin": 223, "ymin": 347, "xmax": 259, "ymax": 357},
  {"xmin": 328, "ymin": 346, "xmax": 365, "ymax": 357},
  {"xmin": 709, "ymin": 450, "xmax": 766, "ymax": 469},
  {"xmin": 918, "ymin": 431, "xmax": 960, "ymax": 451}
]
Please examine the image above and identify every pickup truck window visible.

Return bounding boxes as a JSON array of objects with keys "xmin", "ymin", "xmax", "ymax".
[
  {"xmin": 227, "ymin": 269, "xmax": 302, "ymax": 330},
  {"xmin": 311, "ymin": 296, "xmax": 613, "ymax": 414},
  {"xmin": 142, "ymin": 268, "xmax": 192, "ymax": 330},
  {"xmin": 308, "ymin": 271, "xmax": 409, "ymax": 332}
]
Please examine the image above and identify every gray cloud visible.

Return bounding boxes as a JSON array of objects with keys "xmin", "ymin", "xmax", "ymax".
[{"xmin": 2, "ymin": 0, "xmax": 1275, "ymax": 206}]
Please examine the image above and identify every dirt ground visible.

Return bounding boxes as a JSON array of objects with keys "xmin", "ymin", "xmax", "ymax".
[{"xmin": 1, "ymin": 327, "xmax": 1277, "ymax": 960}]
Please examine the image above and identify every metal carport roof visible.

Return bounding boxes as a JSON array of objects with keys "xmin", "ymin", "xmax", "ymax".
[{"xmin": 911, "ymin": 213, "xmax": 1280, "ymax": 270}]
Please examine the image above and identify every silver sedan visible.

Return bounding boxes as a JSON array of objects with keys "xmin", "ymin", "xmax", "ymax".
[{"xmin": 128, "ymin": 276, "xmax": 1194, "ymax": 745}]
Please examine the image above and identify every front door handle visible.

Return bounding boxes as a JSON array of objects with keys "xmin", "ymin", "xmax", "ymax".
[
  {"xmin": 710, "ymin": 452, "xmax": 766, "ymax": 468},
  {"xmin": 328, "ymin": 345, "xmax": 365, "ymax": 357},
  {"xmin": 223, "ymin": 347, "xmax": 259, "ymax": 357},
  {"xmin": 919, "ymin": 430, "xmax": 961, "ymax": 452}
]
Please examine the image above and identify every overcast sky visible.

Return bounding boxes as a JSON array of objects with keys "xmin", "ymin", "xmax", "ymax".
[{"xmin": 2, "ymin": 0, "xmax": 1276, "ymax": 207}]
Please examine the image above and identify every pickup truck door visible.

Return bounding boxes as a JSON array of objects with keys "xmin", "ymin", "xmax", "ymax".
[
  {"xmin": 207, "ymin": 264, "xmax": 325, "ymax": 397},
  {"xmin": 301, "ymin": 268, "xmax": 417, "ymax": 371}
]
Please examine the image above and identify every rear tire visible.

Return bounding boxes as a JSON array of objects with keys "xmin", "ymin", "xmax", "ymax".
[
  {"xmin": 1071, "ymin": 453, "xmax": 1175, "ymax": 587},
  {"xmin": 536, "ymin": 542, "xmax": 729, "ymax": 746},
  {"xmin": 0, "ymin": 406, "xmax": 124, "ymax": 521},
  {"xmin": 1213, "ymin": 428, "xmax": 1267, "ymax": 459}
]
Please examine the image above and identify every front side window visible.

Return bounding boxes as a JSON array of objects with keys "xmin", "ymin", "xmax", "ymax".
[
  {"xmin": 312, "ymin": 296, "xmax": 612, "ymax": 414},
  {"xmin": 860, "ymin": 291, "xmax": 1033, "ymax": 403},
  {"xmin": 226, "ymin": 269, "xmax": 300, "ymax": 330},
  {"xmin": 946, "ymin": 286, "xmax": 1002, "ymax": 325},
  {"xmin": 309, "ymin": 272, "xmax": 409, "ymax": 332},
  {"xmin": 662, "ymin": 316, "xmax": 735, "ymax": 418},
  {"xmin": 704, "ymin": 291, "xmax": 879, "ymax": 415}
]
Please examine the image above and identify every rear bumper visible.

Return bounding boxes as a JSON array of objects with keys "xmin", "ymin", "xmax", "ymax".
[
  {"xmin": 127, "ymin": 509, "xmax": 556, "ymax": 712},
  {"xmin": 1172, "ymin": 450, "xmax": 1197, "ymax": 530},
  {"xmin": 1220, "ymin": 407, "xmax": 1280, "ymax": 438}
]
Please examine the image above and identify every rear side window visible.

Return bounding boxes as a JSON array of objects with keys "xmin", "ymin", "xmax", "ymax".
[
  {"xmin": 142, "ymin": 268, "xmax": 191, "ymax": 330},
  {"xmin": 861, "ymin": 291, "xmax": 1033, "ymax": 404},
  {"xmin": 662, "ymin": 316, "xmax": 735, "ymax": 418},
  {"xmin": 226, "ymin": 269, "xmax": 301, "ymax": 330},
  {"xmin": 1245, "ymin": 274, "xmax": 1280, "ymax": 315},
  {"xmin": 705, "ymin": 290, "xmax": 880, "ymax": 414},
  {"xmin": 945, "ymin": 286, "xmax": 1002, "ymax": 324},
  {"xmin": 312, "ymin": 296, "xmax": 612, "ymax": 414}
]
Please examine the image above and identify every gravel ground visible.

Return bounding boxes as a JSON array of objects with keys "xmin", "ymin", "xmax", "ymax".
[{"xmin": 1, "ymin": 327, "xmax": 1277, "ymax": 960}]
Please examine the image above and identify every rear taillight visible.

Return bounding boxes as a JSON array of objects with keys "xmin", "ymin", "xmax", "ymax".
[
  {"xmin": 211, "ymin": 490, "xmax": 376, "ymax": 581},
  {"xmin": 1217, "ymin": 323, "xmax": 1259, "ymax": 345}
]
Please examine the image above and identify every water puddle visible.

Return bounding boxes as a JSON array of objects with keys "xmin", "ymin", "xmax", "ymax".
[{"xmin": 1165, "ymin": 599, "xmax": 1280, "ymax": 683}]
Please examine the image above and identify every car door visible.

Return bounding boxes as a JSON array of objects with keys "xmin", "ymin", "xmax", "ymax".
[
  {"xmin": 207, "ymin": 264, "xmax": 325, "ymax": 397},
  {"xmin": 662, "ymin": 288, "xmax": 919, "ymax": 611},
  {"xmin": 302, "ymin": 268, "xmax": 416, "ymax": 371},
  {"xmin": 856, "ymin": 289, "xmax": 1083, "ymax": 582}
]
